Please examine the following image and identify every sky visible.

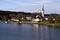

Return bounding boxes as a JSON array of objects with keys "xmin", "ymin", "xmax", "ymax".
[{"xmin": 0, "ymin": 0, "xmax": 60, "ymax": 14}]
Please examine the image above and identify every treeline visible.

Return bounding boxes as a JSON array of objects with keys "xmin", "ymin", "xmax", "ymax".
[
  {"xmin": 47, "ymin": 14, "xmax": 60, "ymax": 23},
  {"xmin": 0, "ymin": 10, "xmax": 41, "ymax": 21},
  {"xmin": 0, "ymin": 10, "xmax": 60, "ymax": 23}
]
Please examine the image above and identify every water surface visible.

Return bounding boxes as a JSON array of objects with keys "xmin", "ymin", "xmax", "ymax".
[{"xmin": 0, "ymin": 22, "xmax": 60, "ymax": 40}]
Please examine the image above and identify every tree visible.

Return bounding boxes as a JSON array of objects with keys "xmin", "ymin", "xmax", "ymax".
[
  {"xmin": 48, "ymin": 16, "xmax": 53, "ymax": 23},
  {"xmin": 2, "ymin": 16, "xmax": 7, "ymax": 21},
  {"xmin": 55, "ymin": 16, "xmax": 60, "ymax": 23},
  {"xmin": 16, "ymin": 14, "xmax": 23, "ymax": 21}
]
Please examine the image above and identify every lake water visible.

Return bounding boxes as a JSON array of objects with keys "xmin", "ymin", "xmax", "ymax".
[{"xmin": 0, "ymin": 22, "xmax": 60, "ymax": 40}]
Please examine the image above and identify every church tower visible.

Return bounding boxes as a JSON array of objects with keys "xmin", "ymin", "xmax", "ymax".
[{"xmin": 41, "ymin": 4, "xmax": 44, "ymax": 17}]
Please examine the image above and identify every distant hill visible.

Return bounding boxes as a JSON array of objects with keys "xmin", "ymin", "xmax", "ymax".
[{"xmin": 0, "ymin": 10, "xmax": 60, "ymax": 16}]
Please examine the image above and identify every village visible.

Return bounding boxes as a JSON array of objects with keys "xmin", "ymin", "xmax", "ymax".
[
  {"xmin": 0, "ymin": 10, "xmax": 59, "ymax": 24},
  {"xmin": 0, "ymin": 6, "xmax": 60, "ymax": 27}
]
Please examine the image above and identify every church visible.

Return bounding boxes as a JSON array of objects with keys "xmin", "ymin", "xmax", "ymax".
[{"xmin": 32, "ymin": 5, "xmax": 45, "ymax": 22}]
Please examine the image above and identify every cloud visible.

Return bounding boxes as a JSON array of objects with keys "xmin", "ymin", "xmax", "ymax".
[
  {"xmin": 0, "ymin": 0, "xmax": 42, "ymax": 12},
  {"xmin": 42, "ymin": 0, "xmax": 53, "ymax": 4},
  {"xmin": 2, "ymin": 0, "xmax": 40, "ymax": 6},
  {"xmin": 0, "ymin": 0, "xmax": 60, "ymax": 14}
]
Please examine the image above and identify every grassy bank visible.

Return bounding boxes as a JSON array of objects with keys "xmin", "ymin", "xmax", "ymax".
[
  {"xmin": 17, "ymin": 21, "xmax": 60, "ymax": 27},
  {"xmin": 1, "ymin": 20, "xmax": 60, "ymax": 27},
  {"xmin": 39, "ymin": 21, "xmax": 60, "ymax": 27},
  {"xmin": 17, "ymin": 21, "xmax": 38, "ymax": 24},
  {"xmin": 52, "ymin": 23, "xmax": 60, "ymax": 27}
]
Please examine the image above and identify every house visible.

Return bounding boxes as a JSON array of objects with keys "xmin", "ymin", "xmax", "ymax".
[
  {"xmin": 21, "ymin": 17, "xmax": 25, "ymax": 21},
  {"xmin": 32, "ymin": 18, "xmax": 40, "ymax": 23},
  {"xmin": 11, "ymin": 18, "xmax": 19, "ymax": 22},
  {"xmin": 26, "ymin": 17, "xmax": 32, "ymax": 21},
  {"xmin": 32, "ymin": 15, "xmax": 40, "ymax": 23},
  {"xmin": 45, "ymin": 17, "xmax": 48, "ymax": 21}
]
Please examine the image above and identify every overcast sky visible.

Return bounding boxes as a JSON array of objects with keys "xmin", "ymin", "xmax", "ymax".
[{"xmin": 0, "ymin": 0, "xmax": 60, "ymax": 14}]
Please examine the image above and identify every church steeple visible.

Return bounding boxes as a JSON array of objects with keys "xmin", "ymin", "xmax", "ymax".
[{"xmin": 41, "ymin": 4, "xmax": 44, "ymax": 17}]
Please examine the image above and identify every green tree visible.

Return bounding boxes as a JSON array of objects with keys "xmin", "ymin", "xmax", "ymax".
[
  {"xmin": 48, "ymin": 16, "xmax": 53, "ymax": 23},
  {"xmin": 55, "ymin": 16, "xmax": 60, "ymax": 23},
  {"xmin": 16, "ymin": 14, "xmax": 23, "ymax": 21},
  {"xmin": 2, "ymin": 16, "xmax": 7, "ymax": 21}
]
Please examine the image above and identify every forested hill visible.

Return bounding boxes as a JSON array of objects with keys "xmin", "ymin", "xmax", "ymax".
[
  {"xmin": 0, "ymin": 10, "xmax": 28, "ymax": 14},
  {"xmin": 0, "ymin": 10, "xmax": 60, "ymax": 16},
  {"xmin": 0, "ymin": 10, "xmax": 60, "ymax": 21}
]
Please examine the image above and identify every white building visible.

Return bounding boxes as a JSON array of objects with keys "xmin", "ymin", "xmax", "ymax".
[
  {"xmin": 26, "ymin": 17, "xmax": 32, "ymax": 21},
  {"xmin": 11, "ymin": 18, "xmax": 19, "ymax": 22},
  {"xmin": 45, "ymin": 18, "xmax": 48, "ymax": 21},
  {"xmin": 41, "ymin": 4, "xmax": 44, "ymax": 17},
  {"xmin": 32, "ymin": 18, "xmax": 40, "ymax": 22},
  {"xmin": 32, "ymin": 18, "xmax": 40, "ymax": 23}
]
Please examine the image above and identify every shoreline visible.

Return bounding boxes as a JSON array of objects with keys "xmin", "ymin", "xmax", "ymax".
[
  {"xmin": 0, "ymin": 21, "xmax": 60, "ymax": 27},
  {"xmin": 17, "ymin": 21, "xmax": 60, "ymax": 27}
]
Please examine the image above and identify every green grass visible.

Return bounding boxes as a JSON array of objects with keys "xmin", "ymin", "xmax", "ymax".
[
  {"xmin": 39, "ymin": 21, "xmax": 60, "ymax": 27},
  {"xmin": 17, "ymin": 21, "xmax": 60, "ymax": 27},
  {"xmin": 53, "ymin": 23, "xmax": 60, "ymax": 27},
  {"xmin": 17, "ymin": 21, "xmax": 38, "ymax": 24}
]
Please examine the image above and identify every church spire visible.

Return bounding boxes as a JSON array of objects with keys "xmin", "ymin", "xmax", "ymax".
[{"xmin": 41, "ymin": 4, "xmax": 44, "ymax": 17}]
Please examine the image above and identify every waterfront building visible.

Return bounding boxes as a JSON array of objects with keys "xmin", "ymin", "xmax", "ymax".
[
  {"xmin": 32, "ymin": 18, "xmax": 40, "ymax": 23},
  {"xmin": 26, "ymin": 17, "xmax": 32, "ymax": 21},
  {"xmin": 11, "ymin": 18, "xmax": 19, "ymax": 22}
]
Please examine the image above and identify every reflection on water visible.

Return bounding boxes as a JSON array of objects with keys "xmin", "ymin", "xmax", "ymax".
[
  {"xmin": 33, "ymin": 24, "xmax": 39, "ymax": 28},
  {"xmin": 40, "ymin": 25, "xmax": 43, "ymax": 40},
  {"xmin": 0, "ymin": 22, "xmax": 60, "ymax": 40}
]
